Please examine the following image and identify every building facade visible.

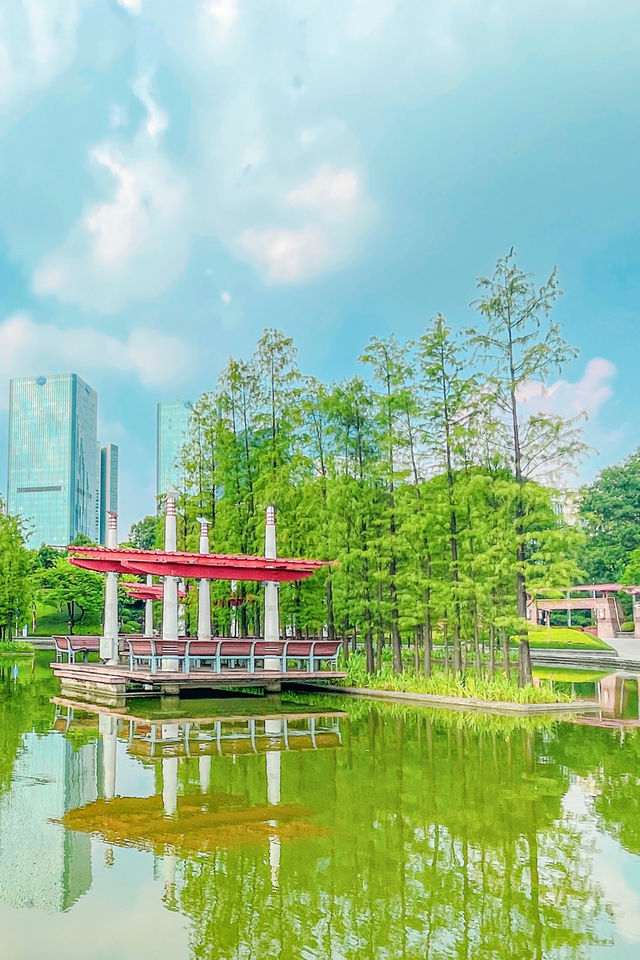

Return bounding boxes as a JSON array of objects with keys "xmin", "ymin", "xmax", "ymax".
[
  {"xmin": 7, "ymin": 374, "xmax": 100, "ymax": 547},
  {"xmin": 99, "ymin": 443, "xmax": 119, "ymax": 545},
  {"xmin": 157, "ymin": 399, "xmax": 192, "ymax": 501}
]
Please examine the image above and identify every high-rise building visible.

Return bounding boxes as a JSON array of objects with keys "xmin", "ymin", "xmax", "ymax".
[
  {"xmin": 157, "ymin": 399, "xmax": 192, "ymax": 501},
  {"xmin": 99, "ymin": 443, "xmax": 119, "ymax": 545},
  {"xmin": 7, "ymin": 373, "xmax": 100, "ymax": 547}
]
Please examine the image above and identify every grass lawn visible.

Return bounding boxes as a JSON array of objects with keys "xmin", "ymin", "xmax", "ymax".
[
  {"xmin": 33, "ymin": 599, "xmax": 102, "ymax": 636},
  {"xmin": 527, "ymin": 626, "xmax": 614, "ymax": 651}
]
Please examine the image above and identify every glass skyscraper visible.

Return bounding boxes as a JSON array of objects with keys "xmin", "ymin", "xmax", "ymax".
[
  {"xmin": 157, "ymin": 399, "xmax": 193, "ymax": 500},
  {"xmin": 7, "ymin": 374, "xmax": 100, "ymax": 547},
  {"xmin": 99, "ymin": 443, "xmax": 119, "ymax": 545}
]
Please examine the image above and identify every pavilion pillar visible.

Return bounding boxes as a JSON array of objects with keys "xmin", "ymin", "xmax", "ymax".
[
  {"xmin": 162, "ymin": 494, "xmax": 179, "ymax": 670},
  {"xmin": 197, "ymin": 518, "xmax": 212, "ymax": 642},
  {"xmin": 178, "ymin": 580, "xmax": 187, "ymax": 637},
  {"xmin": 199, "ymin": 755, "xmax": 211, "ymax": 794},
  {"xmin": 101, "ymin": 512, "xmax": 119, "ymax": 665},
  {"xmin": 162, "ymin": 756, "xmax": 178, "ymax": 818},
  {"xmin": 144, "ymin": 574, "xmax": 154, "ymax": 638},
  {"xmin": 264, "ymin": 505, "xmax": 280, "ymax": 671},
  {"xmin": 99, "ymin": 713, "xmax": 117, "ymax": 800},
  {"xmin": 230, "ymin": 580, "xmax": 238, "ymax": 638},
  {"xmin": 265, "ymin": 718, "xmax": 281, "ymax": 889}
]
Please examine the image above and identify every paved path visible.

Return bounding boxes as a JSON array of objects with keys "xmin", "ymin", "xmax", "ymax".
[{"xmin": 606, "ymin": 634, "xmax": 640, "ymax": 662}]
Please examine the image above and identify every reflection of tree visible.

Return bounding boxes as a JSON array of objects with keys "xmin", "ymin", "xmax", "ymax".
[
  {"xmin": 548, "ymin": 722, "xmax": 640, "ymax": 856},
  {"xmin": 169, "ymin": 709, "xmax": 604, "ymax": 960},
  {"xmin": 0, "ymin": 654, "xmax": 56, "ymax": 794}
]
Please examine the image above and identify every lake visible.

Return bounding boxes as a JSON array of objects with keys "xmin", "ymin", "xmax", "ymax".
[{"xmin": 1, "ymin": 653, "xmax": 640, "ymax": 959}]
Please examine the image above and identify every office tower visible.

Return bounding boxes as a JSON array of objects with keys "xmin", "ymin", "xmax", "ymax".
[
  {"xmin": 7, "ymin": 374, "xmax": 100, "ymax": 547},
  {"xmin": 157, "ymin": 399, "xmax": 192, "ymax": 500},
  {"xmin": 99, "ymin": 443, "xmax": 119, "ymax": 545}
]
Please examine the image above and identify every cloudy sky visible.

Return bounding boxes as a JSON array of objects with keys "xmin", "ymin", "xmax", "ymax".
[{"xmin": 0, "ymin": 0, "xmax": 638, "ymax": 533}]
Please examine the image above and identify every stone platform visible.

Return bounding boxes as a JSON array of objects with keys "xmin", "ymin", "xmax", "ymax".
[{"xmin": 51, "ymin": 660, "xmax": 346, "ymax": 707}]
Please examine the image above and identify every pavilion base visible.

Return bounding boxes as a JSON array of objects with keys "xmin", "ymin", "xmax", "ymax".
[{"xmin": 51, "ymin": 661, "xmax": 346, "ymax": 705}]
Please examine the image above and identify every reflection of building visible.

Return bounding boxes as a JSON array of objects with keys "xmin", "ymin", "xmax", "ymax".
[
  {"xmin": 0, "ymin": 733, "xmax": 97, "ymax": 911},
  {"xmin": 157, "ymin": 399, "xmax": 192, "ymax": 501},
  {"xmin": 7, "ymin": 373, "xmax": 115, "ymax": 547},
  {"xmin": 99, "ymin": 443, "xmax": 119, "ymax": 545}
]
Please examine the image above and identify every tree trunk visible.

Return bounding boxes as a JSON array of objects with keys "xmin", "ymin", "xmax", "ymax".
[
  {"xmin": 518, "ymin": 638, "xmax": 533, "ymax": 687},
  {"xmin": 365, "ymin": 627, "xmax": 375, "ymax": 674}
]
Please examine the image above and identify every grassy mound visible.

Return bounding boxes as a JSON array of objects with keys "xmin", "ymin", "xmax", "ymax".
[{"xmin": 527, "ymin": 626, "xmax": 614, "ymax": 651}]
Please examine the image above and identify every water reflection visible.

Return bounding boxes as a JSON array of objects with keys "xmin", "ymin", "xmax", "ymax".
[{"xmin": 3, "ymin": 655, "xmax": 640, "ymax": 958}]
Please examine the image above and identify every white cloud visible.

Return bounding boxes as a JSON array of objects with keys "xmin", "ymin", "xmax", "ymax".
[
  {"xmin": 33, "ymin": 70, "xmax": 187, "ymax": 312},
  {"xmin": 205, "ymin": 0, "xmax": 239, "ymax": 34},
  {"xmin": 287, "ymin": 166, "xmax": 362, "ymax": 223},
  {"xmin": 117, "ymin": 0, "xmax": 142, "ymax": 12},
  {"xmin": 220, "ymin": 290, "xmax": 231, "ymax": 304},
  {"xmin": 237, "ymin": 227, "xmax": 333, "ymax": 284},
  {"xmin": 0, "ymin": 0, "xmax": 81, "ymax": 113},
  {"xmin": 0, "ymin": 313, "xmax": 191, "ymax": 407},
  {"xmin": 132, "ymin": 72, "xmax": 168, "ymax": 141},
  {"xmin": 517, "ymin": 358, "xmax": 616, "ymax": 420}
]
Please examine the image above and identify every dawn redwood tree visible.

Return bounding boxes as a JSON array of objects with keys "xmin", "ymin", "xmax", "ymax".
[{"xmin": 471, "ymin": 250, "xmax": 585, "ymax": 684}]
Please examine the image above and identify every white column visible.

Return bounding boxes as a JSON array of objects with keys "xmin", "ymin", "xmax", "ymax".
[
  {"xmin": 162, "ymin": 494, "xmax": 179, "ymax": 670},
  {"xmin": 144, "ymin": 574, "xmax": 154, "ymax": 638},
  {"xmin": 230, "ymin": 580, "xmax": 238, "ymax": 638},
  {"xmin": 178, "ymin": 580, "xmax": 187, "ymax": 637},
  {"xmin": 162, "ymin": 725, "xmax": 179, "ymax": 817},
  {"xmin": 265, "ymin": 718, "xmax": 281, "ymax": 889},
  {"xmin": 199, "ymin": 755, "xmax": 211, "ymax": 794},
  {"xmin": 264, "ymin": 505, "xmax": 280, "ymax": 671},
  {"xmin": 197, "ymin": 518, "xmax": 212, "ymax": 642},
  {"xmin": 99, "ymin": 713, "xmax": 117, "ymax": 800},
  {"xmin": 101, "ymin": 512, "xmax": 119, "ymax": 665}
]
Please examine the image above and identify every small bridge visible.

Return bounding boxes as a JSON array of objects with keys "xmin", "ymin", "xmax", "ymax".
[{"xmin": 527, "ymin": 584, "xmax": 640, "ymax": 641}]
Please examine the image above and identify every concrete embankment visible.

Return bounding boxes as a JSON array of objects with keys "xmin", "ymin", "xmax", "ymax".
[{"xmin": 294, "ymin": 683, "xmax": 601, "ymax": 715}]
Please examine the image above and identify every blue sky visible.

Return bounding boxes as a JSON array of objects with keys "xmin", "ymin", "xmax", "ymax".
[{"xmin": 0, "ymin": 0, "xmax": 638, "ymax": 533}]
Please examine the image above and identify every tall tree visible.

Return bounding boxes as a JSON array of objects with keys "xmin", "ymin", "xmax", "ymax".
[{"xmin": 471, "ymin": 250, "xmax": 584, "ymax": 684}]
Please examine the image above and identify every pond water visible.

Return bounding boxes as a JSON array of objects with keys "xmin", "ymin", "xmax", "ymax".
[{"xmin": 2, "ymin": 654, "xmax": 640, "ymax": 959}]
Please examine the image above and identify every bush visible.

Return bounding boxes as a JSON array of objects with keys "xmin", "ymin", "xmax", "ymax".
[
  {"xmin": 340, "ymin": 652, "xmax": 572, "ymax": 704},
  {"xmin": 620, "ymin": 621, "xmax": 635, "ymax": 633}
]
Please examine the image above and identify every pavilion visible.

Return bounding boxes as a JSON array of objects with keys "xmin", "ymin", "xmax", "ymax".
[{"xmin": 51, "ymin": 496, "xmax": 344, "ymax": 704}]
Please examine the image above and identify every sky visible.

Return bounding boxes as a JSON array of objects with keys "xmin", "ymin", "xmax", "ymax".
[{"xmin": 0, "ymin": 0, "xmax": 638, "ymax": 535}]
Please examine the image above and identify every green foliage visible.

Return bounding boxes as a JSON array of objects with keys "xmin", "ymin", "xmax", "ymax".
[
  {"xmin": 163, "ymin": 253, "xmax": 587, "ymax": 689},
  {"xmin": 36, "ymin": 559, "xmax": 103, "ymax": 634},
  {"xmin": 580, "ymin": 447, "xmax": 640, "ymax": 582},
  {"xmin": 340, "ymin": 652, "xmax": 571, "ymax": 703},
  {"xmin": 0, "ymin": 513, "xmax": 33, "ymax": 640},
  {"xmin": 129, "ymin": 515, "xmax": 158, "ymax": 550}
]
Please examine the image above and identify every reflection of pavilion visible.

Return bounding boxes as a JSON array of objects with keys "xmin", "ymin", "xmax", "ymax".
[{"xmin": 56, "ymin": 701, "xmax": 344, "ymax": 893}]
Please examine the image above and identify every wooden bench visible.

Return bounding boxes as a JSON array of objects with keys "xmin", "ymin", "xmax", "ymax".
[
  {"xmin": 53, "ymin": 635, "xmax": 101, "ymax": 663},
  {"xmin": 124, "ymin": 637, "xmax": 342, "ymax": 675},
  {"xmin": 125, "ymin": 638, "xmax": 191, "ymax": 674}
]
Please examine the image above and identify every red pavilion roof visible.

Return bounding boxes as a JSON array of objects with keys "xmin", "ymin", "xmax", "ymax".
[
  {"xmin": 68, "ymin": 546, "xmax": 327, "ymax": 583},
  {"xmin": 121, "ymin": 582, "xmax": 187, "ymax": 601}
]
